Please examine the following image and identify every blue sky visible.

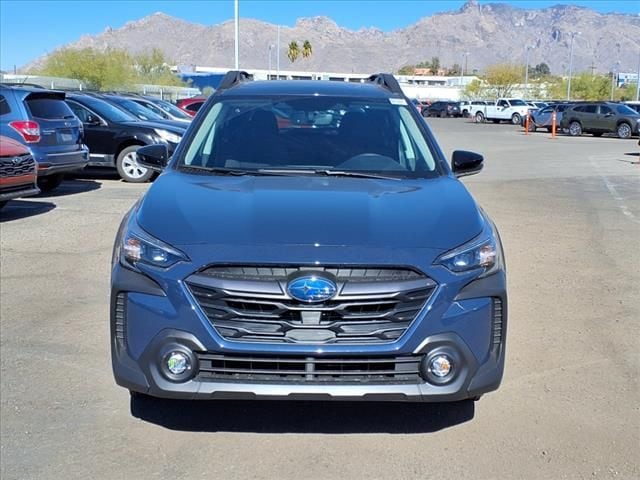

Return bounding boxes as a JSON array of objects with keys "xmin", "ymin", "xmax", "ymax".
[{"xmin": 1, "ymin": 0, "xmax": 639, "ymax": 70}]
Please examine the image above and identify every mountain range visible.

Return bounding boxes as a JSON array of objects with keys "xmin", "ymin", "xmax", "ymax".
[{"xmin": 24, "ymin": 0, "xmax": 640, "ymax": 75}]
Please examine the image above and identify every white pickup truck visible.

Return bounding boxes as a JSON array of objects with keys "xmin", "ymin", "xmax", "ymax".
[{"xmin": 473, "ymin": 98, "xmax": 531, "ymax": 125}]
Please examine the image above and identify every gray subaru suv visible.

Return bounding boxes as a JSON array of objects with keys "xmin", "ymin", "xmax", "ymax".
[{"xmin": 561, "ymin": 102, "xmax": 640, "ymax": 139}]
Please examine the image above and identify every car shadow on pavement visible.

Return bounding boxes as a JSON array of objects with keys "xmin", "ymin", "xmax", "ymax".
[
  {"xmin": 36, "ymin": 179, "xmax": 102, "ymax": 198},
  {"xmin": 130, "ymin": 397, "xmax": 475, "ymax": 434},
  {"xmin": 0, "ymin": 199, "xmax": 56, "ymax": 222},
  {"xmin": 70, "ymin": 168, "xmax": 121, "ymax": 181},
  {"xmin": 620, "ymin": 153, "xmax": 640, "ymax": 165}
]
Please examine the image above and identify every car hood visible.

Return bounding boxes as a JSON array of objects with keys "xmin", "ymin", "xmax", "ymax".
[
  {"xmin": 137, "ymin": 172, "xmax": 484, "ymax": 249},
  {"xmin": 0, "ymin": 135, "xmax": 30, "ymax": 156},
  {"xmin": 120, "ymin": 120, "xmax": 186, "ymax": 134}
]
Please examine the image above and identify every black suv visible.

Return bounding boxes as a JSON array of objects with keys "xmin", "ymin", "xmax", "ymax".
[
  {"xmin": 424, "ymin": 101, "xmax": 461, "ymax": 118},
  {"xmin": 65, "ymin": 93, "xmax": 186, "ymax": 182},
  {"xmin": 561, "ymin": 102, "xmax": 640, "ymax": 139}
]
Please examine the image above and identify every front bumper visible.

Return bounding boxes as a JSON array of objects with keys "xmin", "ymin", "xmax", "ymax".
[
  {"xmin": 0, "ymin": 175, "xmax": 40, "ymax": 202},
  {"xmin": 111, "ymin": 260, "xmax": 507, "ymax": 402}
]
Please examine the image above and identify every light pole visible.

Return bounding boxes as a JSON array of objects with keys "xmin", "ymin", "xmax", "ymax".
[
  {"xmin": 268, "ymin": 45, "xmax": 274, "ymax": 79},
  {"xmin": 636, "ymin": 53, "xmax": 640, "ymax": 102},
  {"xmin": 276, "ymin": 25, "xmax": 280, "ymax": 80},
  {"xmin": 566, "ymin": 31, "xmax": 580, "ymax": 100},
  {"xmin": 234, "ymin": 0, "xmax": 239, "ymax": 69},
  {"xmin": 460, "ymin": 52, "xmax": 469, "ymax": 86},
  {"xmin": 610, "ymin": 61, "xmax": 620, "ymax": 101},
  {"xmin": 524, "ymin": 45, "xmax": 534, "ymax": 98}
]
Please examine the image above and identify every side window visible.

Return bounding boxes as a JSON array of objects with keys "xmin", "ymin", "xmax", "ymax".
[
  {"xmin": 583, "ymin": 105, "xmax": 598, "ymax": 114},
  {"xmin": 599, "ymin": 105, "xmax": 612, "ymax": 115},
  {"xmin": 187, "ymin": 103, "xmax": 203, "ymax": 113},
  {"xmin": 572, "ymin": 105, "xmax": 584, "ymax": 113},
  {"xmin": 139, "ymin": 101, "xmax": 165, "ymax": 118},
  {"xmin": 498, "ymin": 100, "xmax": 508, "ymax": 108},
  {"xmin": 67, "ymin": 101, "xmax": 91, "ymax": 123},
  {"xmin": 0, "ymin": 95, "xmax": 11, "ymax": 115}
]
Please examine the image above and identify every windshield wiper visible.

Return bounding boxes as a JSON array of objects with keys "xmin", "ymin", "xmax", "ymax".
[
  {"xmin": 178, "ymin": 165, "xmax": 252, "ymax": 175},
  {"xmin": 178, "ymin": 165, "xmax": 300, "ymax": 176},
  {"xmin": 258, "ymin": 168, "xmax": 401, "ymax": 181},
  {"xmin": 317, "ymin": 170, "xmax": 401, "ymax": 180}
]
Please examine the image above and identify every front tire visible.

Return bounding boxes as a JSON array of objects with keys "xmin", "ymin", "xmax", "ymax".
[
  {"xmin": 568, "ymin": 121, "xmax": 582, "ymax": 136},
  {"xmin": 37, "ymin": 173, "xmax": 64, "ymax": 193},
  {"xmin": 511, "ymin": 113, "xmax": 522, "ymax": 125},
  {"xmin": 116, "ymin": 146, "xmax": 154, "ymax": 183},
  {"xmin": 617, "ymin": 122, "xmax": 632, "ymax": 139}
]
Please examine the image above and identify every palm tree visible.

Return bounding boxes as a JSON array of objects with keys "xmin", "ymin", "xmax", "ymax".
[
  {"xmin": 287, "ymin": 41, "xmax": 300, "ymax": 63},
  {"xmin": 302, "ymin": 40, "xmax": 313, "ymax": 59}
]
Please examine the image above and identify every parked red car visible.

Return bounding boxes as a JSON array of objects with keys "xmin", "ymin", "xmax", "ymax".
[
  {"xmin": 0, "ymin": 135, "xmax": 39, "ymax": 209},
  {"xmin": 176, "ymin": 97, "xmax": 206, "ymax": 117}
]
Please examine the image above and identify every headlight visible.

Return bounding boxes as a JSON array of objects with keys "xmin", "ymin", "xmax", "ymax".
[
  {"xmin": 116, "ymin": 213, "xmax": 188, "ymax": 270},
  {"xmin": 154, "ymin": 128, "xmax": 182, "ymax": 144},
  {"xmin": 435, "ymin": 220, "xmax": 503, "ymax": 276}
]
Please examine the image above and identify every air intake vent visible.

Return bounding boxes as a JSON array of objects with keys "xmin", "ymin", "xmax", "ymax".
[
  {"xmin": 196, "ymin": 353, "xmax": 423, "ymax": 384},
  {"xmin": 491, "ymin": 297, "xmax": 503, "ymax": 347},
  {"xmin": 114, "ymin": 293, "xmax": 127, "ymax": 347}
]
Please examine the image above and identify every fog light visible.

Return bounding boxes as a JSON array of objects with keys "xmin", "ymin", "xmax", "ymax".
[
  {"xmin": 166, "ymin": 351, "xmax": 190, "ymax": 375},
  {"xmin": 429, "ymin": 354, "xmax": 453, "ymax": 378}
]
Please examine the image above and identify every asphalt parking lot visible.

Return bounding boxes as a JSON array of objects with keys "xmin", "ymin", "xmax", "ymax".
[{"xmin": 1, "ymin": 120, "xmax": 639, "ymax": 480}]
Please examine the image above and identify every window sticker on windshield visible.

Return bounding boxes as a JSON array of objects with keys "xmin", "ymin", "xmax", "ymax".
[{"xmin": 389, "ymin": 98, "xmax": 407, "ymax": 105}]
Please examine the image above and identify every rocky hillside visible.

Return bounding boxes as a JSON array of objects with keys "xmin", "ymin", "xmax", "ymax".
[{"xmin": 24, "ymin": 1, "xmax": 640, "ymax": 75}]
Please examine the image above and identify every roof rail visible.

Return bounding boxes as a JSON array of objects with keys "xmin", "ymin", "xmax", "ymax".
[
  {"xmin": 217, "ymin": 70, "xmax": 252, "ymax": 92},
  {"xmin": 367, "ymin": 73, "xmax": 403, "ymax": 95}
]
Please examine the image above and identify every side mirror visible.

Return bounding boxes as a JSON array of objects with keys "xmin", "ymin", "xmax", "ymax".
[
  {"xmin": 451, "ymin": 150, "xmax": 484, "ymax": 178},
  {"xmin": 137, "ymin": 144, "xmax": 169, "ymax": 171},
  {"xmin": 85, "ymin": 114, "xmax": 102, "ymax": 126}
]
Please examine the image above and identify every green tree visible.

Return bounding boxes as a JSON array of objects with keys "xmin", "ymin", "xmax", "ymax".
[
  {"xmin": 551, "ymin": 73, "xmax": 616, "ymax": 100},
  {"xmin": 482, "ymin": 63, "xmax": 523, "ymax": 98},
  {"xmin": 38, "ymin": 47, "xmax": 135, "ymax": 90},
  {"xmin": 134, "ymin": 48, "xmax": 183, "ymax": 86},
  {"xmin": 37, "ymin": 46, "xmax": 184, "ymax": 90},
  {"xmin": 398, "ymin": 65, "xmax": 416, "ymax": 75},
  {"xmin": 533, "ymin": 63, "xmax": 550, "ymax": 77},
  {"xmin": 287, "ymin": 41, "xmax": 300, "ymax": 63},
  {"xmin": 429, "ymin": 57, "xmax": 441, "ymax": 75},
  {"xmin": 463, "ymin": 79, "xmax": 485, "ymax": 99},
  {"xmin": 448, "ymin": 63, "xmax": 462, "ymax": 76},
  {"xmin": 302, "ymin": 40, "xmax": 313, "ymax": 59}
]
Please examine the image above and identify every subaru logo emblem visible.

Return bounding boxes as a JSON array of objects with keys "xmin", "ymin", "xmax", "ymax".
[{"xmin": 287, "ymin": 275, "xmax": 337, "ymax": 303}]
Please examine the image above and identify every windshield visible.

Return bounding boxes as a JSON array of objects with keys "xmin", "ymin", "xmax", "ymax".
[
  {"xmin": 152, "ymin": 98, "xmax": 192, "ymax": 119},
  {"xmin": 509, "ymin": 99, "xmax": 527, "ymax": 106},
  {"xmin": 181, "ymin": 96, "xmax": 439, "ymax": 179},
  {"xmin": 79, "ymin": 96, "xmax": 136, "ymax": 122},
  {"xmin": 109, "ymin": 98, "xmax": 164, "ymax": 121},
  {"xmin": 617, "ymin": 105, "xmax": 638, "ymax": 115}
]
